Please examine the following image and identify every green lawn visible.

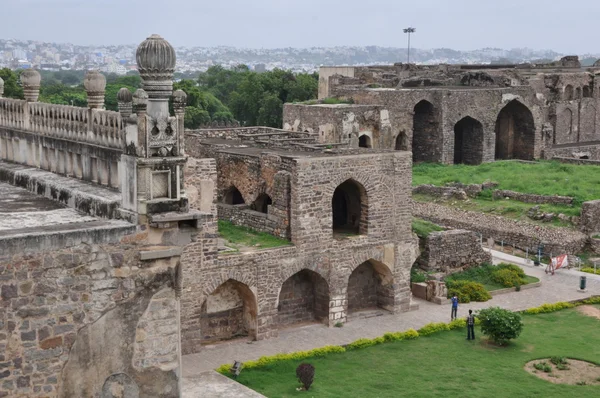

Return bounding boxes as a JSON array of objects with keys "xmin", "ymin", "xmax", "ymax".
[
  {"xmin": 445, "ymin": 264, "xmax": 540, "ymax": 292},
  {"xmin": 232, "ymin": 308, "xmax": 600, "ymax": 397},
  {"xmin": 218, "ymin": 220, "xmax": 291, "ymax": 252},
  {"xmin": 413, "ymin": 161, "xmax": 600, "ymax": 207},
  {"xmin": 412, "ymin": 217, "xmax": 444, "ymax": 238}
]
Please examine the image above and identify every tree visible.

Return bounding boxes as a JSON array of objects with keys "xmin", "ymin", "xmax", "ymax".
[
  {"xmin": 0, "ymin": 68, "xmax": 24, "ymax": 99},
  {"xmin": 478, "ymin": 307, "xmax": 524, "ymax": 346},
  {"xmin": 172, "ymin": 79, "xmax": 233, "ymax": 128}
]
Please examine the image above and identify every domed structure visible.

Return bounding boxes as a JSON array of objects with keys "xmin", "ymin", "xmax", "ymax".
[
  {"xmin": 84, "ymin": 70, "xmax": 106, "ymax": 108},
  {"xmin": 20, "ymin": 69, "xmax": 41, "ymax": 102},
  {"xmin": 132, "ymin": 89, "xmax": 149, "ymax": 113},
  {"xmin": 117, "ymin": 87, "xmax": 133, "ymax": 103},
  {"xmin": 0, "ymin": 76, "xmax": 4, "ymax": 97},
  {"xmin": 172, "ymin": 89, "xmax": 187, "ymax": 114},
  {"xmin": 135, "ymin": 34, "xmax": 176, "ymax": 100}
]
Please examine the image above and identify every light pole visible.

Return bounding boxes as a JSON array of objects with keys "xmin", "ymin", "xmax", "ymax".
[{"xmin": 403, "ymin": 27, "xmax": 416, "ymax": 64}]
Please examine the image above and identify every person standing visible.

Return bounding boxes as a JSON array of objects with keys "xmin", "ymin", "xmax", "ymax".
[
  {"xmin": 466, "ymin": 310, "xmax": 475, "ymax": 340},
  {"xmin": 450, "ymin": 294, "xmax": 459, "ymax": 320}
]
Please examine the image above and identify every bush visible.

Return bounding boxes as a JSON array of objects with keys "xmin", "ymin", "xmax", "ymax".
[
  {"xmin": 581, "ymin": 267, "xmax": 600, "ymax": 275},
  {"xmin": 410, "ymin": 267, "xmax": 428, "ymax": 283},
  {"xmin": 491, "ymin": 268, "xmax": 525, "ymax": 288},
  {"xmin": 550, "ymin": 356, "xmax": 568, "ymax": 366},
  {"xmin": 418, "ymin": 322, "xmax": 450, "ymax": 336},
  {"xmin": 382, "ymin": 329, "xmax": 419, "ymax": 342},
  {"xmin": 496, "ymin": 263, "xmax": 526, "ymax": 278},
  {"xmin": 478, "ymin": 307, "xmax": 524, "ymax": 345},
  {"xmin": 523, "ymin": 302, "xmax": 575, "ymax": 314},
  {"xmin": 534, "ymin": 361, "xmax": 552, "ymax": 373},
  {"xmin": 346, "ymin": 337, "xmax": 385, "ymax": 350},
  {"xmin": 296, "ymin": 363, "xmax": 315, "ymax": 390},
  {"xmin": 447, "ymin": 280, "xmax": 492, "ymax": 303}
]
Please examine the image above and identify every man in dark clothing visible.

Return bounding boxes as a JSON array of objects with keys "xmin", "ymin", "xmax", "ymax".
[
  {"xmin": 467, "ymin": 310, "xmax": 475, "ymax": 340},
  {"xmin": 450, "ymin": 294, "xmax": 458, "ymax": 320}
]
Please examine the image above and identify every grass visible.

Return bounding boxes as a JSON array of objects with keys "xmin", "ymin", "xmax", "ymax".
[
  {"xmin": 231, "ymin": 308, "xmax": 600, "ymax": 397},
  {"xmin": 412, "ymin": 217, "xmax": 444, "ymax": 238},
  {"xmin": 217, "ymin": 220, "xmax": 291, "ymax": 251},
  {"xmin": 413, "ymin": 161, "xmax": 600, "ymax": 208},
  {"xmin": 444, "ymin": 264, "xmax": 539, "ymax": 292}
]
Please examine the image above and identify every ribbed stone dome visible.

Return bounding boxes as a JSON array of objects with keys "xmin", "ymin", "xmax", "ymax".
[
  {"xmin": 136, "ymin": 34, "xmax": 176, "ymax": 74},
  {"xmin": 83, "ymin": 70, "xmax": 106, "ymax": 93},
  {"xmin": 133, "ymin": 88, "xmax": 149, "ymax": 101},
  {"xmin": 172, "ymin": 89, "xmax": 187, "ymax": 103},
  {"xmin": 20, "ymin": 69, "xmax": 41, "ymax": 88},
  {"xmin": 117, "ymin": 87, "xmax": 133, "ymax": 102}
]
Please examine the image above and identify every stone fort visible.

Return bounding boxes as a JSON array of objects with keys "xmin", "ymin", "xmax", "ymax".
[{"xmin": 0, "ymin": 34, "xmax": 420, "ymax": 397}]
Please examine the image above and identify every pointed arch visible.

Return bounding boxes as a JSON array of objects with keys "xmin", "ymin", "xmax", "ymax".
[
  {"xmin": 495, "ymin": 100, "xmax": 536, "ymax": 160},
  {"xmin": 332, "ymin": 178, "xmax": 368, "ymax": 236},
  {"xmin": 395, "ymin": 131, "xmax": 408, "ymax": 151},
  {"xmin": 278, "ymin": 269, "xmax": 329, "ymax": 327},
  {"xmin": 564, "ymin": 85, "xmax": 574, "ymax": 101},
  {"xmin": 223, "ymin": 186, "xmax": 245, "ymax": 205},
  {"xmin": 358, "ymin": 134, "xmax": 372, "ymax": 148},
  {"xmin": 453, "ymin": 116, "xmax": 484, "ymax": 165},
  {"xmin": 252, "ymin": 193, "xmax": 272, "ymax": 214},
  {"xmin": 347, "ymin": 259, "xmax": 394, "ymax": 313},
  {"xmin": 412, "ymin": 100, "xmax": 440, "ymax": 162}
]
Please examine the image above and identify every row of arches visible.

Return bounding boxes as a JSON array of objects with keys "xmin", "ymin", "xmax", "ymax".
[
  {"xmin": 223, "ymin": 179, "xmax": 368, "ymax": 236},
  {"xmin": 407, "ymin": 98, "xmax": 536, "ymax": 163},
  {"xmin": 564, "ymin": 84, "xmax": 592, "ymax": 101},
  {"xmin": 199, "ymin": 260, "xmax": 394, "ymax": 344}
]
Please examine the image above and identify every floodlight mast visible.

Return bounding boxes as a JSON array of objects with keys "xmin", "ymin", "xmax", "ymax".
[{"xmin": 403, "ymin": 27, "xmax": 416, "ymax": 64}]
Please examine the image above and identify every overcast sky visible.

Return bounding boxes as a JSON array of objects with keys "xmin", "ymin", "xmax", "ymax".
[{"xmin": 1, "ymin": 0, "xmax": 598, "ymax": 53}]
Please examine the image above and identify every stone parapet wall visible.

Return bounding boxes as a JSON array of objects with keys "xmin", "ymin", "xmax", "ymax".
[
  {"xmin": 0, "ymin": 233, "xmax": 181, "ymax": 397},
  {"xmin": 543, "ymin": 143, "xmax": 600, "ymax": 160},
  {"xmin": 492, "ymin": 189, "xmax": 574, "ymax": 205},
  {"xmin": 418, "ymin": 229, "xmax": 492, "ymax": 272},
  {"xmin": 218, "ymin": 203, "xmax": 288, "ymax": 239},
  {"xmin": 413, "ymin": 201, "xmax": 588, "ymax": 254},
  {"xmin": 413, "ymin": 184, "xmax": 482, "ymax": 199},
  {"xmin": 580, "ymin": 200, "xmax": 600, "ymax": 234},
  {"xmin": 552, "ymin": 156, "xmax": 600, "ymax": 165}
]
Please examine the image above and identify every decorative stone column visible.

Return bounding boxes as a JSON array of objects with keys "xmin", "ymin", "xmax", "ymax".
[
  {"xmin": 0, "ymin": 77, "xmax": 4, "ymax": 98},
  {"xmin": 172, "ymin": 89, "xmax": 186, "ymax": 157},
  {"xmin": 20, "ymin": 69, "xmax": 40, "ymax": 102},
  {"xmin": 117, "ymin": 87, "xmax": 133, "ymax": 118},
  {"xmin": 83, "ymin": 70, "xmax": 106, "ymax": 109}
]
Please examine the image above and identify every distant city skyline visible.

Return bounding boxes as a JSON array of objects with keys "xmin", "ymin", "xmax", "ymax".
[{"xmin": 1, "ymin": 0, "xmax": 599, "ymax": 54}]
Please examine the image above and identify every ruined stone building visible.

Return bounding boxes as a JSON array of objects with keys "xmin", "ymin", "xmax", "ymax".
[
  {"xmin": 0, "ymin": 34, "xmax": 421, "ymax": 396},
  {"xmin": 283, "ymin": 57, "xmax": 600, "ymax": 164}
]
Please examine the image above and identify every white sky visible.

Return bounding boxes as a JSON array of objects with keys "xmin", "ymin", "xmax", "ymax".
[{"xmin": 1, "ymin": 0, "xmax": 598, "ymax": 53}]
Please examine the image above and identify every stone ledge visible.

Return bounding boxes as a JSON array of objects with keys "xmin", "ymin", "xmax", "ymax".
[
  {"xmin": 489, "ymin": 281, "xmax": 542, "ymax": 296},
  {"xmin": 139, "ymin": 246, "xmax": 183, "ymax": 261}
]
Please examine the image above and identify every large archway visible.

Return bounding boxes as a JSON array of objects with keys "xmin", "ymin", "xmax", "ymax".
[
  {"xmin": 332, "ymin": 179, "xmax": 368, "ymax": 236},
  {"xmin": 412, "ymin": 100, "xmax": 440, "ymax": 163},
  {"xmin": 200, "ymin": 279, "xmax": 257, "ymax": 344},
  {"xmin": 278, "ymin": 269, "xmax": 329, "ymax": 328},
  {"xmin": 347, "ymin": 260, "xmax": 394, "ymax": 314},
  {"xmin": 224, "ymin": 186, "xmax": 245, "ymax": 205},
  {"xmin": 494, "ymin": 100, "xmax": 536, "ymax": 160},
  {"xmin": 454, "ymin": 117, "xmax": 484, "ymax": 165},
  {"xmin": 252, "ymin": 193, "xmax": 272, "ymax": 214}
]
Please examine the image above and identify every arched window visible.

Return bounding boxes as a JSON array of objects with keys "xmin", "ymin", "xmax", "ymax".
[
  {"xmin": 564, "ymin": 85, "xmax": 574, "ymax": 101},
  {"xmin": 332, "ymin": 179, "xmax": 368, "ymax": 236},
  {"xmin": 453, "ymin": 116, "xmax": 484, "ymax": 165},
  {"xmin": 224, "ymin": 186, "xmax": 245, "ymax": 205},
  {"xmin": 358, "ymin": 134, "xmax": 372, "ymax": 148},
  {"xmin": 252, "ymin": 193, "xmax": 272, "ymax": 214},
  {"xmin": 395, "ymin": 131, "xmax": 408, "ymax": 151},
  {"xmin": 583, "ymin": 86, "xmax": 592, "ymax": 98},
  {"xmin": 575, "ymin": 87, "xmax": 582, "ymax": 99}
]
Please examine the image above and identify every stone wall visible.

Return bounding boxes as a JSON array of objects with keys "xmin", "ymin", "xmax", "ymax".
[
  {"xmin": 552, "ymin": 156, "xmax": 600, "ymax": 165},
  {"xmin": 580, "ymin": 200, "xmax": 600, "ymax": 234},
  {"xmin": 544, "ymin": 143, "xmax": 600, "ymax": 161},
  {"xmin": 218, "ymin": 203, "xmax": 288, "ymax": 238},
  {"xmin": 418, "ymin": 229, "xmax": 492, "ymax": 272},
  {"xmin": 413, "ymin": 184, "xmax": 482, "ymax": 199},
  {"xmin": 0, "ymin": 234, "xmax": 181, "ymax": 397},
  {"xmin": 492, "ymin": 190, "xmax": 574, "ymax": 205},
  {"xmin": 413, "ymin": 201, "xmax": 588, "ymax": 254}
]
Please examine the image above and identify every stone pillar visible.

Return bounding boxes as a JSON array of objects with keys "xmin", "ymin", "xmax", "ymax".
[
  {"xmin": 84, "ymin": 70, "xmax": 106, "ymax": 109},
  {"xmin": 132, "ymin": 89, "xmax": 148, "ymax": 155},
  {"xmin": 0, "ymin": 76, "xmax": 4, "ymax": 98},
  {"xmin": 117, "ymin": 87, "xmax": 133, "ymax": 118},
  {"xmin": 172, "ymin": 89, "xmax": 186, "ymax": 157},
  {"xmin": 20, "ymin": 69, "xmax": 40, "ymax": 102}
]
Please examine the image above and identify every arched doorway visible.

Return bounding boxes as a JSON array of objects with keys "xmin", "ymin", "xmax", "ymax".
[
  {"xmin": 395, "ymin": 131, "xmax": 408, "ymax": 151},
  {"xmin": 494, "ymin": 100, "xmax": 536, "ymax": 160},
  {"xmin": 564, "ymin": 85, "xmax": 574, "ymax": 101},
  {"xmin": 358, "ymin": 134, "xmax": 372, "ymax": 148},
  {"xmin": 200, "ymin": 279, "xmax": 257, "ymax": 344},
  {"xmin": 252, "ymin": 193, "xmax": 272, "ymax": 214},
  {"xmin": 332, "ymin": 179, "xmax": 368, "ymax": 236},
  {"xmin": 412, "ymin": 100, "xmax": 439, "ymax": 162},
  {"xmin": 224, "ymin": 186, "xmax": 245, "ymax": 205},
  {"xmin": 347, "ymin": 260, "xmax": 394, "ymax": 314},
  {"xmin": 583, "ymin": 86, "xmax": 592, "ymax": 98},
  {"xmin": 278, "ymin": 269, "xmax": 329, "ymax": 327},
  {"xmin": 454, "ymin": 117, "xmax": 484, "ymax": 165}
]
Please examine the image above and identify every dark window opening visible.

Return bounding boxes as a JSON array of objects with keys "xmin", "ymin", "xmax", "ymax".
[
  {"xmin": 252, "ymin": 193, "xmax": 272, "ymax": 214},
  {"xmin": 224, "ymin": 187, "xmax": 245, "ymax": 205}
]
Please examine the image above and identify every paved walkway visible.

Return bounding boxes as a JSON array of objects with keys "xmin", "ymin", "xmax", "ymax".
[{"xmin": 181, "ymin": 249, "xmax": 600, "ymax": 392}]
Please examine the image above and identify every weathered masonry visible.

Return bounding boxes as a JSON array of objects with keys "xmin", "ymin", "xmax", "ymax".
[{"xmin": 283, "ymin": 57, "xmax": 600, "ymax": 164}]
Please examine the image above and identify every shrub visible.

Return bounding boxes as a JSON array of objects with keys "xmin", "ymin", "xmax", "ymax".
[
  {"xmin": 448, "ymin": 318, "xmax": 466, "ymax": 330},
  {"xmin": 296, "ymin": 363, "xmax": 315, "ymax": 390},
  {"xmin": 410, "ymin": 267, "xmax": 428, "ymax": 283},
  {"xmin": 447, "ymin": 280, "xmax": 492, "ymax": 303},
  {"xmin": 334, "ymin": 322, "xmax": 344, "ymax": 328},
  {"xmin": 478, "ymin": 307, "xmax": 524, "ymax": 345},
  {"xmin": 523, "ymin": 302, "xmax": 575, "ymax": 314},
  {"xmin": 346, "ymin": 337, "xmax": 385, "ymax": 350},
  {"xmin": 534, "ymin": 361, "xmax": 552, "ymax": 373},
  {"xmin": 556, "ymin": 363, "xmax": 570, "ymax": 371},
  {"xmin": 550, "ymin": 356, "xmax": 568, "ymax": 366},
  {"xmin": 491, "ymin": 268, "xmax": 524, "ymax": 288},
  {"xmin": 496, "ymin": 263, "xmax": 526, "ymax": 278},
  {"xmin": 581, "ymin": 267, "xmax": 600, "ymax": 275},
  {"xmin": 418, "ymin": 322, "xmax": 450, "ymax": 336},
  {"xmin": 382, "ymin": 329, "xmax": 419, "ymax": 342}
]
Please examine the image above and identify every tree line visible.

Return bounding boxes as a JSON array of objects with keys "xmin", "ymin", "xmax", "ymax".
[{"xmin": 0, "ymin": 66, "xmax": 318, "ymax": 129}]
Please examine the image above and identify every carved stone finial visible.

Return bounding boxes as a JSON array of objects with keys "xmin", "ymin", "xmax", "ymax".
[
  {"xmin": 117, "ymin": 87, "xmax": 133, "ymax": 118},
  {"xmin": 132, "ymin": 89, "xmax": 148, "ymax": 114},
  {"xmin": 172, "ymin": 89, "xmax": 187, "ymax": 114},
  {"xmin": 136, "ymin": 34, "xmax": 176, "ymax": 100},
  {"xmin": 20, "ymin": 69, "xmax": 41, "ymax": 102},
  {"xmin": 0, "ymin": 77, "xmax": 4, "ymax": 98},
  {"xmin": 83, "ymin": 70, "xmax": 106, "ymax": 109}
]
